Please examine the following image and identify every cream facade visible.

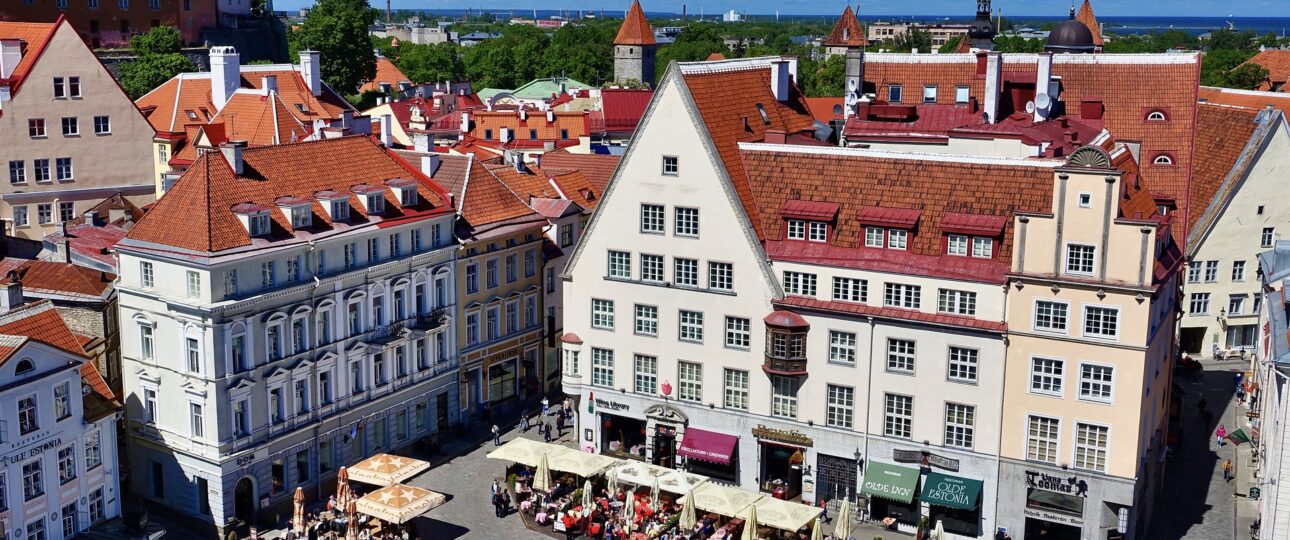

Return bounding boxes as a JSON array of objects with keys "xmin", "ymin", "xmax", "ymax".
[{"xmin": 0, "ymin": 21, "xmax": 155, "ymax": 240}]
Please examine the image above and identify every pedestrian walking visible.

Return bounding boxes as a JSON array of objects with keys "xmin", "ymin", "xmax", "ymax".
[
  {"xmin": 556, "ymin": 413, "xmax": 565, "ymax": 437},
  {"xmin": 543, "ymin": 419, "xmax": 553, "ymax": 442},
  {"xmin": 493, "ymin": 491, "xmax": 504, "ymax": 518},
  {"xmin": 492, "ymin": 424, "xmax": 501, "ymax": 446},
  {"xmin": 1216, "ymin": 424, "xmax": 1227, "ymax": 447},
  {"xmin": 520, "ymin": 411, "xmax": 530, "ymax": 432},
  {"xmin": 542, "ymin": 397, "xmax": 550, "ymax": 416},
  {"xmin": 491, "ymin": 479, "xmax": 501, "ymax": 496},
  {"xmin": 1235, "ymin": 371, "xmax": 1244, "ymax": 389},
  {"xmin": 1223, "ymin": 459, "xmax": 1234, "ymax": 482},
  {"xmin": 819, "ymin": 499, "xmax": 830, "ymax": 523}
]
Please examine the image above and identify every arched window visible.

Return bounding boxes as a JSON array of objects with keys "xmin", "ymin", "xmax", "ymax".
[
  {"xmin": 15, "ymin": 358, "xmax": 34, "ymax": 374},
  {"xmin": 1152, "ymin": 154, "xmax": 1174, "ymax": 165},
  {"xmin": 1146, "ymin": 110, "xmax": 1167, "ymax": 121}
]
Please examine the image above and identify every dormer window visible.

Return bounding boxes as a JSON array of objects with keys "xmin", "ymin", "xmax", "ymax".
[
  {"xmin": 787, "ymin": 219, "xmax": 806, "ymax": 240},
  {"xmin": 367, "ymin": 194, "xmax": 385, "ymax": 215},
  {"xmin": 865, "ymin": 227, "xmax": 884, "ymax": 247},
  {"xmin": 1152, "ymin": 154, "xmax": 1174, "ymax": 165},
  {"xmin": 948, "ymin": 234, "xmax": 968, "ymax": 256},
  {"xmin": 787, "ymin": 219, "xmax": 828, "ymax": 242},
  {"xmin": 291, "ymin": 207, "xmax": 311, "ymax": 229},
  {"xmin": 1145, "ymin": 109, "xmax": 1167, "ymax": 122},
  {"xmin": 972, "ymin": 237, "xmax": 993, "ymax": 258},
  {"xmin": 808, "ymin": 222, "xmax": 827, "ymax": 242},
  {"xmin": 888, "ymin": 229, "xmax": 908, "ymax": 250},
  {"xmin": 249, "ymin": 213, "xmax": 271, "ymax": 236},
  {"xmin": 332, "ymin": 199, "xmax": 350, "ymax": 221}
]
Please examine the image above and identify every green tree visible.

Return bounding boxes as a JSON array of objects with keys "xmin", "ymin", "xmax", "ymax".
[
  {"xmin": 797, "ymin": 53, "xmax": 845, "ymax": 97},
  {"xmin": 938, "ymin": 36, "xmax": 965, "ymax": 54},
  {"xmin": 395, "ymin": 42, "xmax": 466, "ymax": 84},
  {"xmin": 463, "ymin": 25, "xmax": 550, "ymax": 88},
  {"xmin": 544, "ymin": 23, "xmax": 614, "ymax": 85},
  {"xmin": 891, "ymin": 29, "xmax": 933, "ymax": 53},
  {"xmin": 119, "ymin": 26, "xmax": 194, "ymax": 98},
  {"xmin": 294, "ymin": 0, "xmax": 377, "ymax": 94},
  {"xmin": 1208, "ymin": 28, "xmax": 1256, "ymax": 51},
  {"xmin": 1201, "ymin": 48, "xmax": 1258, "ymax": 87},
  {"xmin": 1222, "ymin": 63, "xmax": 1270, "ymax": 90},
  {"xmin": 654, "ymin": 24, "xmax": 727, "ymax": 83},
  {"xmin": 992, "ymin": 35, "xmax": 1045, "ymax": 53}
]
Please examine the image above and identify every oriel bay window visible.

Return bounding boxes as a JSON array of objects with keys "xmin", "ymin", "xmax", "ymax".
[{"xmin": 763, "ymin": 310, "xmax": 809, "ymax": 376}]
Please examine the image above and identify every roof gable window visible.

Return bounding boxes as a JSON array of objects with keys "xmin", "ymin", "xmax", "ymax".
[{"xmin": 232, "ymin": 204, "xmax": 273, "ymax": 237}]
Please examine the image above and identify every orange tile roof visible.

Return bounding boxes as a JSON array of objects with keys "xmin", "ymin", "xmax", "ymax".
[
  {"xmin": 803, "ymin": 97, "xmax": 844, "ymax": 124},
  {"xmin": 0, "ymin": 260, "xmax": 115, "ymax": 299},
  {"xmin": 1241, "ymin": 50, "xmax": 1290, "ymax": 92},
  {"xmin": 211, "ymin": 90, "xmax": 311, "ymax": 146},
  {"xmin": 0, "ymin": 20, "xmax": 58, "ymax": 95},
  {"xmin": 550, "ymin": 169, "xmax": 602, "ymax": 210},
  {"xmin": 125, "ymin": 136, "xmax": 454, "ymax": 253},
  {"xmin": 242, "ymin": 69, "xmax": 353, "ymax": 123},
  {"xmin": 1187, "ymin": 103, "xmax": 1263, "ymax": 239},
  {"xmin": 823, "ymin": 6, "xmax": 869, "ymax": 48},
  {"xmin": 614, "ymin": 0, "xmax": 656, "ymax": 46},
  {"xmin": 539, "ymin": 151, "xmax": 620, "ymax": 191},
  {"xmin": 679, "ymin": 61, "xmax": 819, "ymax": 240},
  {"xmin": 136, "ymin": 76, "xmax": 216, "ymax": 132},
  {"xmin": 1075, "ymin": 0, "xmax": 1103, "ymax": 47},
  {"xmin": 0, "ymin": 300, "xmax": 86, "ymax": 357},
  {"xmin": 457, "ymin": 159, "xmax": 543, "ymax": 228},
  {"xmin": 1199, "ymin": 86, "xmax": 1290, "ymax": 111},
  {"xmin": 470, "ymin": 110, "xmax": 589, "ymax": 142},
  {"xmin": 361, "ymin": 56, "xmax": 413, "ymax": 93}
]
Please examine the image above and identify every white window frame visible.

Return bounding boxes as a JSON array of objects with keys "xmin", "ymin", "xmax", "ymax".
[
  {"xmin": 887, "ymin": 229, "xmax": 908, "ymax": 250},
  {"xmin": 1081, "ymin": 304, "xmax": 1120, "ymax": 340},
  {"xmin": 783, "ymin": 271, "xmax": 817, "ymax": 297},
  {"xmin": 1064, "ymin": 243, "xmax": 1096, "ymax": 276},
  {"xmin": 674, "ymin": 258, "xmax": 698, "ymax": 287},
  {"xmin": 634, "ymin": 354, "xmax": 657, "ymax": 394},
  {"xmin": 723, "ymin": 368, "xmax": 749, "ymax": 410},
  {"xmin": 886, "ymin": 338, "xmax": 915, "ymax": 373},
  {"xmin": 1189, "ymin": 292, "xmax": 1211, "ymax": 315},
  {"xmin": 1073, "ymin": 422, "xmax": 1110, "ymax": 472},
  {"xmin": 972, "ymin": 237, "xmax": 993, "ymax": 258},
  {"xmin": 640, "ymin": 204, "xmax": 665, "ymax": 234},
  {"xmin": 674, "ymin": 207, "xmax": 699, "ymax": 237},
  {"xmin": 944, "ymin": 402, "xmax": 975, "ymax": 449},
  {"xmin": 640, "ymin": 253, "xmax": 664, "ymax": 283},
  {"xmin": 884, "ymin": 393, "xmax": 913, "ymax": 438},
  {"xmin": 591, "ymin": 298, "xmax": 615, "ymax": 329},
  {"xmin": 770, "ymin": 374, "xmax": 799, "ymax": 419},
  {"xmin": 864, "ymin": 226, "xmax": 884, "ymax": 247},
  {"xmin": 947, "ymin": 346, "xmax": 978, "ymax": 383},
  {"xmin": 724, "ymin": 316, "xmax": 750, "ymax": 349},
  {"xmin": 883, "ymin": 283, "xmax": 921, "ymax": 309},
  {"xmin": 661, "ymin": 155, "xmax": 679, "ymax": 176},
  {"xmin": 1026, "ymin": 415, "xmax": 1061, "ymax": 464},
  {"xmin": 832, "ymin": 276, "xmax": 866, "ymax": 303},
  {"xmin": 825, "ymin": 384, "xmax": 854, "ymax": 429},
  {"xmin": 1033, "ymin": 299, "xmax": 1069, "ymax": 334},
  {"xmin": 829, "ymin": 330, "xmax": 856, "ymax": 365},
  {"xmin": 607, "ymin": 250, "xmax": 632, "ymax": 279},
  {"xmin": 947, "ymin": 234, "xmax": 968, "ymax": 256},
  {"xmin": 786, "ymin": 219, "xmax": 806, "ymax": 240},
  {"xmin": 808, "ymin": 221, "xmax": 828, "ymax": 242},
  {"xmin": 1029, "ymin": 357, "xmax": 1065, "ymax": 397},
  {"xmin": 1077, "ymin": 362, "xmax": 1115, "ymax": 404},
  {"xmin": 591, "ymin": 348, "xmax": 614, "ymax": 388},
  {"xmin": 937, "ymin": 289, "xmax": 976, "ymax": 316},
  {"xmin": 678, "ymin": 310, "xmax": 703, "ymax": 343},
  {"xmin": 708, "ymin": 261, "xmax": 733, "ymax": 291},
  {"xmin": 677, "ymin": 361, "xmax": 702, "ymax": 402},
  {"xmin": 1232, "ymin": 260, "xmax": 1246, "ymax": 282},
  {"xmin": 634, "ymin": 304, "xmax": 658, "ymax": 336}
]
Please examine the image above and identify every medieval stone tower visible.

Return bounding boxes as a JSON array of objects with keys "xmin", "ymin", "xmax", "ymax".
[{"xmin": 613, "ymin": 0, "xmax": 657, "ymax": 86}]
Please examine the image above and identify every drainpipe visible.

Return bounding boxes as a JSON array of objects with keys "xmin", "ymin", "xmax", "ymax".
[
  {"xmin": 993, "ymin": 281, "xmax": 1013, "ymax": 536},
  {"xmin": 861, "ymin": 315, "xmax": 876, "ymax": 499}
]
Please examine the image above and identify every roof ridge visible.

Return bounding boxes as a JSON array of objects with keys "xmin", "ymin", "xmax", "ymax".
[
  {"xmin": 0, "ymin": 299, "xmax": 55, "ymax": 326},
  {"xmin": 739, "ymin": 141, "xmax": 1065, "ymax": 168}
]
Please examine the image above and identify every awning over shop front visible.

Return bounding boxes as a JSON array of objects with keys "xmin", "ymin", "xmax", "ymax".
[
  {"xmin": 920, "ymin": 471, "xmax": 983, "ymax": 511},
  {"xmin": 861, "ymin": 461, "xmax": 920, "ymax": 504},
  {"xmin": 677, "ymin": 427, "xmax": 738, "ymax": 464}
]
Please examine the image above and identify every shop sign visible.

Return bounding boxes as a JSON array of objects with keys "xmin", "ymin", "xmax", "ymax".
[
  {"xmin": 594, "ymin": 397, "xmax": 630, "ymax": 412},
  {"xmin": 1, "ymin": 436, "xmax": 63, "ymax": 466},
  {"xmin": 751, "ymin": 424, "xmax": 813, "ymax": 447},
  {"xmin": 236, "ymin": 447, "xmax": 270, "ymax": 468},
  {"xmin": 657, "ymin": 425, "xmax": 676, "ymax": 437},
  {"xmin": 892, "ymin": 449, "xmax": 960, "ymax": 471},
  {"xmin": 1024, "ymin": 507, "xmax": 1085, "ymax": 526},
  {"xmin": 1025, "ymin": 470, "xmax": 1089, "ymax": 497}
]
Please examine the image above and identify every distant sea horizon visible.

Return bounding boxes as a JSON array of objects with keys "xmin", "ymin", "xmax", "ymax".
[{"xmin": 339, "ymin": 9, "xmax": 1290, "ymax": 36}]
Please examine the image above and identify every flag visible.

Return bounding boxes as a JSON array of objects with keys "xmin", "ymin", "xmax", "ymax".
[{"xmin": 1227, "ymin": 428, "xmax": 1252, "ymax": 445}]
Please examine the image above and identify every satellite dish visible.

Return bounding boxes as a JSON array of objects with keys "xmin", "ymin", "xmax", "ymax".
[
  {"xmin": 1035, "ymin": 93, "xmax": 1052, "ymax": 110},
  {"xmin": 1025, "ymin": 101, "xmax": 1036, "ymax": 114}
]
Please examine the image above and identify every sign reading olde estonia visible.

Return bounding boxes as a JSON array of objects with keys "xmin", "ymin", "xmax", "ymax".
[
  {"xmin": 1025, "ymin": 470, "xmax": 1089, "ymax": 497},
  {"xmin": 2, "ymin": 436, "xmax": 63, "ymax": 466},
  {"xmin": 892, "ymin": 449, "xmax": 960, "ymax": 471}
]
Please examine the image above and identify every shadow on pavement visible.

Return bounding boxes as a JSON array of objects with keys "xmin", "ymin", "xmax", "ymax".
[{"xmin": 1156, "ymin": 364, "xmax": 1239, "ymax": 540}]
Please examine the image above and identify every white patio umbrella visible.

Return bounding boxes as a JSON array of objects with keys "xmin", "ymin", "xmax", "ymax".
[
  {"xmin": 809, "ymin": 517, "xmax": 824, "ymax": 540},
  {"xmin": 680, "ymin": 488, "xmax": 697, "ymax": 530},
  {"xmin": 534, "ymin": 451, "xmax": 552, "ymax": 492},
  {"xmin": 623, "ymin": 488, "xmax": 635, "ymax": 526},
  {"xmin": 650, "ymin": 476, "xmax": 660, "ymax": 509},
  {"xmin": 741, "ymin": 503, "xmax": 758, "ymax": 540},
  {"xmin": 834, "ymin": 499, "xmax": 852, "ymax": 540},
  {"xmin": 607, "ymin": 465, "xmax": 620, "ymax": 494},
  {"xmin": 934, "ymin": 519, "xmax": 946, "ymax": 540},
  {"xmin": 582, "ymin": 479, "xmax": 594, "ymax": 516}
]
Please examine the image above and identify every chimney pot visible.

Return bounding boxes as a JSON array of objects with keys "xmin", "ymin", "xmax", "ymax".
[
  {"xmin": 380, "ymin": 114, "xmax": 394, "ymax": 147},
  {"xmin": 0, "ymin": 280, "xmax": 22, "ymax": 313},
  {"xmin": 299, "ymin": 50, "xmax": 322, "ymax": 97},
  {"xmin": 210, "ymin": 46, "xmax": 242, "ymax": 110},
  {"xmin": 421, "ymin": 154, "xmax": 440, "ymax": 176},
  {"xmin": 84, "ymin": 210, "xmax": 98, "ymax": 226},
  {"xmin": 546, "ymin": 110, "xmax": 555, "ymax": 123},
  {"xmin": 220, "ymin": 141, "xmax": 247, "ymax": 175},
  {"xmin": 262, "ymin": 75, "xmax": 278, "ymax": 94}
]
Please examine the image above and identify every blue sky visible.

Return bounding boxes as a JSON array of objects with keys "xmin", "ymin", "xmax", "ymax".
[{"xmin": 274, "ymin": 0, "xmax": 1290, "ymax": 17}]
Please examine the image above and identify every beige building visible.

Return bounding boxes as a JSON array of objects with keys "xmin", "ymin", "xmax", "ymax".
[
  {"xmin": 0, "ymin": 19, "xmax": 156, "ymax": 240},
  {"xmin": 868, "ymin": 21, "xmax": 973, "ymax": 48}
]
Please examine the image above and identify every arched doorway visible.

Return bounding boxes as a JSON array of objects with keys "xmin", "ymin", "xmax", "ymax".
[{"xmin": 234, "ymin": 476, "xmax": 257, "ymax": 528}]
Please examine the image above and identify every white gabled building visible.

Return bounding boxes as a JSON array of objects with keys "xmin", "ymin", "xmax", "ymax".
[
  {"xmin": 115, "ymin": 136, "xmax": 460, "ymax": 537},
  {"xmin": 0, "ymin": 298, "xmax": 122, "ymax": 539}
]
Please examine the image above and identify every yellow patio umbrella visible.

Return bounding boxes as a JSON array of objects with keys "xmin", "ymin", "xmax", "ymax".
[
  {"xmin": 741, "ymin": 503, "xmax": 758, "ymax": 540},
  {"xmin": 534, "ymin": 451, "xmax": 553, "ymax": 492},
  {"xmin": 834, "ymin": 500, "xmax": 852, "ymax": 540},
  {"xmin": 809, "ymin": 517, "xmax": 824, "ymax": 540},
  {"xmin": 680, "ymin": 488, "xmax": 697, "ymax": 530}
]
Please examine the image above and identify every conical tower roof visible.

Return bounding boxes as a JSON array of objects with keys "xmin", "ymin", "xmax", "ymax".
[
  {"xmin": 614, "ymin": 0, "xmax": 656, "ymax": 46},
  {"xmin": 823, "ymin": 5, "xmax": 870, "ymax": 48},
  {"xmin": 1076, "ymin": 0, "xmax": 1104, "ymax": 46}
]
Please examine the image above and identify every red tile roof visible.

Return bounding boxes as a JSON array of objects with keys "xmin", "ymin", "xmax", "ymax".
[
  {"xmin": 45, "ymin": 223, "xmax": 130, "ymax": 271},
  {"xmin": 0, "ymin": 260, "xmax": 114, "ymax": 299},
  {"xmin": 0, "ymin": 300, "xmax": 86, "ymax": 357},
  {"xmin": 600, "ymin": 89, "xmax": 653, "ymax": 132},
  {"xmin": 781, "ymin": 200, "xmax": 840, "ymax": 221},
  {"xmin": 1187, "ymin": 103, "xmax": 1263, "ymax": 240},
  {"xmin": 778, "ymin": 296, "xmax": 1006, "ymax": 332},
  {"xmin": 679, "ymin": 60, "xmax": 818, "ymax": 240},
  {"xmin": 802, "ymin": 97, "xmax": 844, "ymax": 124},
  {"xmin": 614, "ymin": 0, "xmax": 656, "ymax": 46},
  {"xmin": 125, "ymin": 136, "xmax": 453, "ymax": 253},
  {"xmin": 823, "ymin": 6, "xmax": 869, "ymax": 48},
  {"xmin": 1075, "ymin": 0, "xmax": 1104, "ymax": 47},
  {"xmin": 1241, "ymin": 50, "xmax": 1290, "ymax": 92},
  {"xmin": 539, "ymin": 151, "xmax": 621, "ymax": 190},
  {"xmin": 242, "ymin": 69, "xmax": 353, "ymax": 123},
  {"xmin": 211, "ymin": 90, "xmax": 312, "ymax": 147},
  {"xmin": 136, "ymin": 75, "xmax": 216, "ymax": 132},
  {"xmin": 857, "ymin": 206, "xmax": 922, "ymax": 228},
  {"xmin": 1199, "ymin": 86, "xmax": 1290, "ymax": 111},
  {"xmin": 361, "ymin": 56, "xmax": 412, "ymax": 93},
  {"xmin": 470, "ymin": 110, "xmax": 589, "ymax": 142},
  {"xmin": 0, "ymin": 20, "xmax": 58, "ymax": 97},
  {"xmin": 550, "ymin": 169, "xmax": 603, "ymax": 210},
  {"xmin": 941, "ymin": 212, "xmax": 1008, "ymax": 236},
  {"xmin": 457, "ymin": 160, "xmax": 545, "ymax": 228}
]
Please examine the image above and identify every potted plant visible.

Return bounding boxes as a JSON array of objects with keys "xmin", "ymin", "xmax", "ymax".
[{"xmin": 916, "ymin": 516, "xmax": 931, "ymax": 540}]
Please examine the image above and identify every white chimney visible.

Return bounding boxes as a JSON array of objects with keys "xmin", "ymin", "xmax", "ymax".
[
  {"xmin": 210, "ymin": 46, "xmax": 241, "ymax": 110},
  {"xmin": 261, "ymin": 74, "xmax": 278, "ymax": 95},
  {"xmin": 1033, "ymin": 52, "xmax": 1054, "ymax": 122},
  {"xmin": 546, "ymin": 110, "xmax": 554, "ymax": 123},
  {"xmin": 519, "ymin": 109, "xmax": 527, "ymax": 121},
  {"xmin": 844, "ymin": 49, "xmax": 864, "ymax": 119},
  {"xmin": 380, "ymin": 114, "xmax": 394, "ymax": 147},
  {"xmin": 299, "ymin": 49, "xmax": 322, "ymax": 97},
  {"xmin": 421, "ymin": 154, "xmax": 440, "ymax": 176},
  {"xmin": 0, "ymin": 281, "xmax": 23, "ymax": 313},
  {"xmin": 500, "ymin": 127, "xmax": 512, "ymax": 143},
  {"xmin": 460, "ymin": 111, "xmax": 470, "ymax": 133},
  {"xmin": 0, "ymin": 39, "xmax": 22, "ymax": 80},
  {"xmin": 770, "ymin": 60, "xmax": 790, "ymax": 102},
  {"xmin": 983, "ymin": 51, "xmax": 1003, "ymax": 124},
  {"xmin": 220, "ymin": 141, "xmax": 247, "ymax": 175}
]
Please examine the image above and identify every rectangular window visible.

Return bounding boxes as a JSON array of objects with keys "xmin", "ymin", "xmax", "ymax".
[
  {"xmin": 826, "ymin": 385, "xmax": 854, "ymax": 428},
  {"xmin": 883, "ymin": 283, "xmax": 921, "ymax": 309},
  {"xmin": 261, "ymin": 261, "xmax": 276, "ymax": 289},
  {"xmin": 972, "ymin": 237, "xmax": 993, "ymax": 258},
  {"xmin": 524, "ymin": 248, "xmax": 536, "ymax": 277},
  {"xmin": 1065, "ymin": 244, "xmax": 1096, "ymax": 275},
  {"xmin": 139, "ymin": 324, "xmax": 154, "ymax": 360},
  {"xmin": 1026, "ymin": 415, "xmax": 1060, "ymax": 463},
  {"xmin": 884, "ymin": 393, "xmax": 913, "ymax": 438},
  {"xmin": 634, "ymin": 354, "xmax": 657, "ymax": 394},
  {"xmin": 679, "ymin": 310, "xmax": 704, "ymax": 342},
  {"xmin": 725, "ymin": 316, "xmax": 750, "ymax": 349},
  {"xmin": 708, "ymin": 262, "xmax": 733, "ymax": 290},
  {"xmin": 140, "ymin": 261, "xmax": 155, "ymax": 288},
  {"xmin": 484, "ymin": 259, "xmax": 497, "ymax": 288},
  {"xmin": 190, "ymin": 403, "xmax": 204, "ymax": 437},
  {"xmin": 888, "ymin": 84, "xmax": 903, "ymax": 103},
  {"xmin": 53, "ymin": 76, "xmax": 64, "ymax": 98},
  {"xmin": 591, "ymin": 299, "xmax": 615, "ymax": 329},
  {"xmin": 1189, "ymin": 292, "xmax": 1211, "ymax": 315},
  {"xmin": 1262, "ymin": 227, "xmax": 1275, "ymax": 248},
  {"xmin": 948, "ymin": 347, "xmax": 978, "ymax": 383},
  {"xmin": 9, "ymin": 160, "xmax": 24, "ymax": 184},
  {"xmin": 54, "ymin": 382, "xmax": 70, "ymax": 419},
  {"xmin": 68, "ymin": 76, "xmax": 80, "ymax": 97},
  {"xmin": 61, "ymin": 116, "xmax": 78, "ymax": 136},
  {"xmin": 944, "ymin": 403, "xmax": 975, "ymax": 449},
  {"xmin": 1074, "ymin": 423, "xmax": 1109, "ymax": 472},
  {"xmin": 186, "ymin": 337, "xmax": 201, "ymax": 372},
  {"xmin": 23, "ymin": 459, "xmax": 44, "ymax": 500},
  {"xmin": 770, "ymin": 374, "xmax": 800, "ymax": 418},
  {"xmin": 640, "ymin": 204, "xmax": 665, "ymax": 233},
  {"xmin": 563, "ymin": 350, "xmax": 580, "ymax": 376},
  {"xmin": 185, "ymin": 270, "xmax": 201, "ymax": 297},
  {"xmin": 1079, "ymin": 364, "xmax": 1114, "ymax": 403},
  {"xmin": 1232, "ymin": 260, "xmax": 1246, "ymax": 282},
  {"xmin": 937, "ymin": 289, "xmax": 977, "ymax": 316},
  {"xmin": 1083, "ymin": 306, "xmax": 1119, "ymax": 338},
  {"xmin": 786, "ymin": 219, "xmax": 806, "ymax": 240},
  {"xmin": 678, "ymin": 361, "xmax": 702, "ymax": 402},
  {"xmin": 1034, "ymin": 300, "xmax": 1068, "ymax": 332},
  {"xmin": 84, "ymin": 431, "xmax": 101, "ymax": 469},
  {"xmin": 34, "ymin": 159, "xmax": 50, "ymax": 182},
  {"xmin": 723, "ymin": 369, "xmax": 749, "ymax": 410},
  {"xmin": 865, "ymin": 226, "xmax": 884, "ymax": 247},
  {"xmin": 1204, "ymin": 260, "xmax": 1219, "ymax": 282},
  {"xmin": 923, "ymin": 85, "xmax": 937, "ymax": 103},
  {"xmin": 641, "ymin": 254, "xmax": 664, "ymax": 282},
  {"xmin": 37, "ymin": 203, "xmax": 52, "ymax": 224},
  {"xmin": 955, "ymin": 85, "xmax": 969, "ymax": 104},
  {"xmin": 58, "ymin": 201, "xmax": 74, "ymax": 223},
  {"xmin": 888, "ymin": 229, "xmax": 908, "ymax": 250},
  {"xmin": 465, "ymin": 313, "xmax": 479, "ymax": 345},
  {"xmin": 504, "ymin": 253, "xmax": 516, "ymax": 282},
  {"xmin": 832, "ymin": 277, "xmax": 866, "ymax": 303},
  {"xmin": 465, "ymin": 263, "xmax": 478, "ymax": 293},
  {"xmin": 808, "ymin": 221, "xmax": 828, "ymax": 242},
  {"xmin": 783, "ymin": 271, "xmax": 817, "ymax": 296},
  {"xmin": 674, "ymin": 207, "xmax": 699, "ymax": 237},
  {"xmin": 662, "ymin": 155, "xmax": 679, "ymax": 176},
  {"xmin": 55, "ymin": 158, "xmax": 72, "ymax": 181},
  {"xmin": 634, "ymin": 304, "xmax": 658, "ymax": 336},
  {"xmin": 591, "ymin": 347, "xmax": 614, "ymax": 387},
  {"xmin": 94, "ymin": 115, "xmax": 111, "ymax": 134},
  {"xmin": 1229, "ymin": 294, "xmax": 1246, "ymax": 315},
  {"xmin": 1187, "ymin": 264, "xmax": 1201, "ymax": 283},
  {"xmin": 12, "ymin": 205, "xmax": 26, "ymax": 227},
  {"xmin": 608, "ymin": 250, "xmax": 632, "ymax": 279},
  {"xmin": 887, "ymin": 338, "xmax": 915, "ymax": 373},
  {"xmin": 947, "ymin": 234, "xmax": 968, "ymax": 256},
  {"xmin": 57, "ymin": 446, "xmax": 75, "ymax": 484},
  {"xmin": 1030, "ymin": 357, "xmax": 1064, "ymax": 396},
  {"xmin": 674, "ymin": 258, "xmax": 698, "ymax": 286},
  {"xmin": 29, "ymin": 118, "xmax": 46, "ymax": 138},
  {"xmin": 829, "ymin": 331, "xmax": 856, "ymax": 364}
]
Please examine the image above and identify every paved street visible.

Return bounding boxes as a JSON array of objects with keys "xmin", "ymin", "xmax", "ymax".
[{"xmin": 1154, "ymin": 358, "xmax": 1246, "ymax": 540}]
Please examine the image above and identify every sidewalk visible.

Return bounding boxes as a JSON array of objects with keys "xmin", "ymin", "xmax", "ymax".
[{"xmin": 1233, "ymin": 390, "xmax": 1260, "ymax": 540}]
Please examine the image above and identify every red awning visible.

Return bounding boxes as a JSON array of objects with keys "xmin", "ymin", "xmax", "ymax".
[{"xmin": 678, "ymin": 427, "xmax": 738, "ymax": 465}]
